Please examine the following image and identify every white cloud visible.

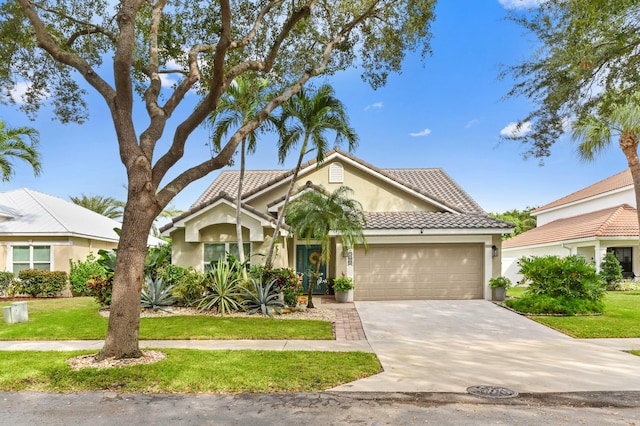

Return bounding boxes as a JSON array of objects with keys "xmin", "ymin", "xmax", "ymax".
[
  {"xmin": 465, "ymin": 119, "xmax": 480, "ymax": 129},
  {"xmin": 409, "ymin": 128, "xmax": 432, "ymax": 137},
  {"xmin": 500, "ymin": 121, "xmax": 532, "ymax": 137},
  {"xmin": 498, "ymin": 0, "xmax": 546, "ymax": 10},
  {"xmin": 158, "ymin": 58, "xmax": 182, "ymax": 88},
  {"xmin": 364, "ymin": 101, "xmax": 383, "ymax": 111}
]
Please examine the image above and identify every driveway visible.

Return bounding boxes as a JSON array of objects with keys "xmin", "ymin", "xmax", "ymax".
[{"xmin": 332, "ymin": 300, "xmax": 640, "ymax": 393}]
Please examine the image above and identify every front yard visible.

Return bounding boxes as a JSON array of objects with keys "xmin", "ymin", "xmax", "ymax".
[{"xmin": 507, "ymin": 288, "xmax": 640, "ymax": 338}]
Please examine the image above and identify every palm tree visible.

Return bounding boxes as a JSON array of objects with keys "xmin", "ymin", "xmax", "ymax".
[
  {"xmin": 209, "ymin": 75, "xmax": 271, "ymax": 278},
  {"xmin": 264, "ymin": 84, "xmax": 358, "ymax": 270},
  {"xmin": 573, "ymin": 93, "xmax": 640, "ymax": 248},
  {"xmin": 0, "ymin": 120, "xmax": 41, "ymax": 181},
  {"xmin": 70, "ymin": 194, "xmax": 124, "ymax": 219},
  {"xmin": 285, "ymin": 185, "xmax": 367, "ymax": 308}
]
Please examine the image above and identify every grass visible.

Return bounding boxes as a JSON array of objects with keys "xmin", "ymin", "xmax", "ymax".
[
  {"xmin": 0, "ymin": 349, "xmax": 381, "ymax": 393},
  {"xmin": 0, "ymin": 297, "xmax": 333, "ymax": 340},
  {"xmin": 505, "ymin": 290, "xmax": 640, "ymax": 338}
]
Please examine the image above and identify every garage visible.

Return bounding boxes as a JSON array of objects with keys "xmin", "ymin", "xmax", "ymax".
[{"xmin": 353, "ymin": 243, "xmax": 484, "ymax": 300}]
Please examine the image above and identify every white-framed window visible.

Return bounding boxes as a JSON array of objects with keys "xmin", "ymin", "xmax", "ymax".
[
  {"xmin": 203, "ymin": 242, "xmax": 251, "ymax": 271},
  {"xmin": 12, "ymin": 245, "xmax": 51, "ymax": 274},
  {"xmin": 328, "ymin": 162, "xmax": 344, "ymax": 183}
]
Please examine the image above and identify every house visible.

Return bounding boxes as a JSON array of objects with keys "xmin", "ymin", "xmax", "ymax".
[
  {"xmin": 0, "ymin": 188, "xmax": 163, "ymax": 275},
  {"xmin": 502, "ymin": 169, "xmax": 639, "ymax": 283},
  {"xmin": 161, "ymin": 148, "xmax": 513, "ymax": 300}
]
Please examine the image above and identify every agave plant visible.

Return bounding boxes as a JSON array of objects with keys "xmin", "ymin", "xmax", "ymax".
[
  {"xmin": 240, "ymin": 278, "xmax": 285, "ymax": 318},
  {"xmin": 198, "ymin": 260, "xmax": 242, "ymax": 315},
  {"xmin": 141, "ymin": 275, "xmax": 176, "ymax": 312}
]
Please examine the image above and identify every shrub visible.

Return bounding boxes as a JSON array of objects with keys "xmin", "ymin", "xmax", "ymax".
[
  {"xmin": 253, "ymin": 266, "xmax": 302, "ymax": 307},
  {"xmin": 0, "ymin": 271, "xmax": 15, "ymax": 296},
  {"xmin": 198, "ymin": 261, "xmax": 242, "ymax": 314},
  {"xmin": 158, "ymin": 265, "xmax": 205, "ymax": 307},
  {"xmin": 240, "ymin": 278, "xmax": 285, "ymax": 317},
  {"xmin": 141, "ymin": 275, "xmax": 176, "ymax": 311},
  {"xmin": 69, "ymin": 252, "xmax": 107, "ymax": 296},
  {"xmin": 12, "ymin": 269, "xmax": 68, "ymax": 297},
  {"xmin": 87, "ymin": 276, "xmax": 112, "ymax": 307},
  {"xmin": 599, "ymin": 252, "xmax": 623, "ymax": 291},
  {"xmin": 505, "ymin": 294, "xmax": 604, "ymax": 315},
  {"xmin": 518, "ymin": 255, "xmax": 605, "ymax": 301}
]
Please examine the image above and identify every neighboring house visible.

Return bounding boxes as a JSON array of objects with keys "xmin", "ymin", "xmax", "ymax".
[
  {"xmin": 0, "ymin": 188, "xmax": 163, "ymax": 275},
  {"xmin": 502, "ymin": 169, "xmax": 639, "ymax": 283},
  {"xmin": 162, "ymin": 148, "xmax": 513, "ymax": 301}
]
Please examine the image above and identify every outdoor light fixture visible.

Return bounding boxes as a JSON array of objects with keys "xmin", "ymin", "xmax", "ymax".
[{"xmin": 492, "ymin": 245, "xmax": 498, "ymax": 257}]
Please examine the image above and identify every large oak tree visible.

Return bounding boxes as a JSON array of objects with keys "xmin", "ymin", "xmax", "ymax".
[{"xmin": 0, "ymin": 0, "xmax": 436, "ymax": 359}]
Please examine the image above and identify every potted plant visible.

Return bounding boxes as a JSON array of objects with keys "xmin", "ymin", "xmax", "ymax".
[
  {"xmin": 489, "ymin": 276, "xmax": 511, "ymax": 301},
  {"xmin": 333, "ymin": 274, "xmax": 354, "ymax": 303}
]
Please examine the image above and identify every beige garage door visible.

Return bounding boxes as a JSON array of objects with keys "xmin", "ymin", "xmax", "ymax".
[{"xmin": 354, "ymin": 243, "xmax": 484, "ymax": 300}]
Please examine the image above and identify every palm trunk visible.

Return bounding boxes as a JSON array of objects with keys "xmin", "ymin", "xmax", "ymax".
[
  {"xmin": 98, "ymin": 186, "xmax": 159, "ymax": 360},
  {"xmin": 236, "ymin": 138, "xmax": 247, "ymax": 280},
  {"xmin": 620, "ymin": 131, "xmax": 640, "ymax": 263},
  {"xmin": 264, "ymin": 136, "xmax": 309, "ymax": 270},
  {"xmin": 306, "ymin": 253, "xmax": 323, "ymax": 309}
]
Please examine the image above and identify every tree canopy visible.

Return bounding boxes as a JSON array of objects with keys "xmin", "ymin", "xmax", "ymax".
[
  {"xmin": 502, "ymin": 0, "xmax": 640, "ymax": 160},
  {"xmin": 489, "ymin": 207, "xmax": 537, "ymax": 239}
]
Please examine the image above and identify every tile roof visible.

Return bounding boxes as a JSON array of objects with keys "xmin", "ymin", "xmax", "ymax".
[
  {"xmin": 503, "ymin": 204, "xmax": 639, "ymax": 248},
  {"xmin": 534, "ymin": 169, "xmax": 631, "ymax": 213},
  {"xmin": 193, "ymin": 148, "xmax": 485, "ymax": 214},
  {"xmin": 364, "ymin": 211, "xmax": 514, "ymax": 230}
]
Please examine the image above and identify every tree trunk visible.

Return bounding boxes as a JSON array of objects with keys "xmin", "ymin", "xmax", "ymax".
[
  {"xmin": 98, "ymin": 185, "xmax": 159, "ymax": 360},
  {"xmin": 619, "ymin": 130, "xmax": 640, "ymax": 258},
  {"xmin": 306, "ymin": 253, "xmax": 323, "ymax": 309},
  {"xmin": 264, "ymin": 136, "xmax": 309, "ymax": 269},
  {"xmin": 236, "ymin": 138, "xmax": 247, "ymax": 280}
]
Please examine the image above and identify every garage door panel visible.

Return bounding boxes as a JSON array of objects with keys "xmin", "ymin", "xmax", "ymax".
[{"xmin": 354, "ymin": 244, "xmax": 483, "ymax": 300}]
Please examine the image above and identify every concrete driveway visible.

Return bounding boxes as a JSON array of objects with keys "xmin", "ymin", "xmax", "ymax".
[{"xmin": 332, "ymin": 300, "xmax": 640, "ymax": 393}]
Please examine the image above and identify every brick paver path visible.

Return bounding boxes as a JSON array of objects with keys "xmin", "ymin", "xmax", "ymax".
[{"xmin": 333, "ymin": 307, "xmax": 366, "ymax": 340}]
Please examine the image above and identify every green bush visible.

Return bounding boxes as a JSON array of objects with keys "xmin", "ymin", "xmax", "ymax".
[
  {"xmin": 518, "ymin": 255, "xmax": 605, "ymax": 301},
  {"xmin": 505, "ymin": 294, "xmax": 604, "ymax": 315},
  {"xmin": 252, "ymin": 266, "xmax": 302, "ymax": 307},
  {"xmin": 0, "ymin": 271, "xmax": 15, "ymax": 296},
  {"xmin": 12, "ymin": 269, "xmax": 68, "ymax": 297},
  {"xmin": 599, "ymin": 251, "xmax": 623, "ymax": 291},
  {"xmin": 198, "ymin": 261, "xmax": 243, "ymax": 314},
  {"xmin": 158, "ymin": 265, "xmax": 205, "ymax": 307},
  {"xmin": 489, "ymin": 276, "xmax": 511, "ymax": 289},
  {"xmin": 333, "ymin": 274, "xmax": 354, "ymax": 292},
  {"xmin": 69, "ymin": 252, "xmax": 107, "ymax": 296}
]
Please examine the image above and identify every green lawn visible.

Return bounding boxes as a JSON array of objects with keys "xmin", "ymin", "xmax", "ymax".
[
  {"xmin": 505, "ymin": 290, "xmax": 640, "ymax": 338},
  {"xmin": 0, "ymin": 297, "xmax": 333, "ymax": 340},
  {"xmin": 0, "ymin": 349, "xmax": 381, "ymax": 393}
]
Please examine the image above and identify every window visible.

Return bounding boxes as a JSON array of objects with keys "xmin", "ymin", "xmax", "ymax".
[
  {"xmin": 607, "ymin": 247, "xmax": 633, "ymax": 278},
  {"xmin": 12, "ymin": 245, "xmax": 51, "ymax": 274},
  {"xmin": 328, "ymin": 162, "xmax": 344, "ymax": 183},
  {"xmin": 204, "ymin": 243, "xmax": 251, "ymax": 270}
]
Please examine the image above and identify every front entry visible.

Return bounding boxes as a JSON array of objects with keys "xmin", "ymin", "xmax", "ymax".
[{"xmin": 296, "ymin": 244, "xmax": 328, "ymax": 294}]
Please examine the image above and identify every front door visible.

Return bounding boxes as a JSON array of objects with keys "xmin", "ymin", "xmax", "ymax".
[{"xmin": 296, "ymin": 244, "xmax": 328, "ymax": 294}]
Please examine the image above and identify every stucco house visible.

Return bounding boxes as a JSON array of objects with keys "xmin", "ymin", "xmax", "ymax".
[
  {"xmin": 502, "ymin": 169, "xmax": 639, "ymax": 283},
  {"xmin": 0, "ymin": 188, "xmax": 163, "ymax": 275},
  {"xmin": 162, "ymin": 148, "xmax": 512, "ymax": 301}
]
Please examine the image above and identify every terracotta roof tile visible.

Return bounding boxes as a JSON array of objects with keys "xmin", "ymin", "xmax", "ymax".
[
  {"xmin": 504, "ymin": 204, "xmax": 638, "ymax": 248},
  {"xmin": 534, "ymin": 169, "xmax": 631, "ymax": 213},
  {"xmin": 364, "ymin": 211, "xmax": 513, "ymax": 230}
]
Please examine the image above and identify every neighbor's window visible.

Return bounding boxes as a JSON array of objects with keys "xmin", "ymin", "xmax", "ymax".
[
  {"xmin": 203, "ymin": 243, "xmax": 251, "ymax": 271},
  {"xmin": 12, "ymin": 245, "xmax": 51, "ymax": 274}
]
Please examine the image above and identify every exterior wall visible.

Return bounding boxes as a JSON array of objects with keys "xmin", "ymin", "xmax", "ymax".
[
  {"xmin": 536, "ymin": 187, "xmax": 635, "ymax": 226},
  {"xmin": 248, "ymin": 159, "xmax": 439, "ymax": 214},
  {"xmin": 0, "ymin": 236, "xmax": 118, "ymax": 274}
]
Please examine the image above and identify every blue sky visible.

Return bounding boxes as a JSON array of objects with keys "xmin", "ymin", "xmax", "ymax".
[{"xmin": 0, "ymin": 0, "xmax": 628, "ymax": 217}]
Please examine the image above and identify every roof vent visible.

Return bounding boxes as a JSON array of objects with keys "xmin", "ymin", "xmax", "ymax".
[{"xmin": 329, "ymin": 162, "xmax": 344, "ymax": 183}]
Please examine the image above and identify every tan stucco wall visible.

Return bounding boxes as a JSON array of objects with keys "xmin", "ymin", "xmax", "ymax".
[
  {"xmin": 248, "ymin": 159, "xmax": 439, "ymax": 214},
  {"xmin": 0, "ymin": 236, "xmax": 118, "ymax": 274}
]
